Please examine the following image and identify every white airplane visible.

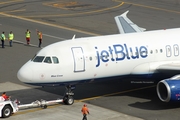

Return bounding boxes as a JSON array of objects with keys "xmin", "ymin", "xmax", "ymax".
[{"xmin": 17, "ymin": 11, "xmax": 180, "ymax": 105}]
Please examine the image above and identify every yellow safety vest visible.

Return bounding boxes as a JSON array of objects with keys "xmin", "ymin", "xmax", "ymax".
[
  {"xmin": 26, "ymin": 31, "xmax": 30, "ymax": 38},
  {"xmin": 9, "ymin": 33, "xmax": 14, "ymax": 40},
  {"xmin": 1, "ymin": 34, "xmax": 5, "ymax": 40}
]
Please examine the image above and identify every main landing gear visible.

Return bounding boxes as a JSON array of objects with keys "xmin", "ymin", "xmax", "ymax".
[{"xmin": 63, "ymin": 85, "xmax": 75, "ymax": 105}]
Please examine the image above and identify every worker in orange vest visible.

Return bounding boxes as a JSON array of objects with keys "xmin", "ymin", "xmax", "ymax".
[
  {"xmin": 81, "ymin": 104, "xmax": 90, "ymax": 120},
  {"xmin": 36, "ymin": 29, "xmax": 42, "ymax": 48}
]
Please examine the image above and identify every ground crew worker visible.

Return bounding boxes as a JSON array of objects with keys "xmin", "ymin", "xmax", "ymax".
[
  {"xmin": 1, "ymin": 32, "xmax": 6, "ymax": 48},
  {"xmin": 8, "ymin": 31, "xmax": 14, "ymax": 47},
  {"xmin": 2, "ymin": 92, "xmax": 10, "ymax": 101},
  {"xmin": 36, "ymin": 29, "xmax": 42, "ymax": 48},
  {"xmin": 25, "ymin": 29, "xmax": 31, "ymax": 45},
  {"xmin": 0, "ymin": 96, "xmax": 5, "ymax": 101},
  {"xmin": 81, "ymin": 104, "xmax": 90, "ymax": 120}
]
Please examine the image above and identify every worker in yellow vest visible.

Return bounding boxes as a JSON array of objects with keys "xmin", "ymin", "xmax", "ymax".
[
  {"xmin": 25, "ymin": 29, "xmax": 31, "ymax": 45},
  {"xmin": 8, "ymin": 31, "xmax": 14, "ymax": 47},
  {"xmin": 36, "ymin": 29, "xmax": 42, "ymax": 48},
  {"xmin": 1, "ymin": 31, "xmax": 6, "ymax": 48}
]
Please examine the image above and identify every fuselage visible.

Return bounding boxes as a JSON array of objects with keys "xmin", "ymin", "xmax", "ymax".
[{"xmin": 17, "ymin": 28, "xmax": 180, "ymax": 86}]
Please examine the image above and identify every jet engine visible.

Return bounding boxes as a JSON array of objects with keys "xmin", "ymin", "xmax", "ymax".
[{"xmin": 157, "ymin": 75, "xmax": 180, "ymax": 102}]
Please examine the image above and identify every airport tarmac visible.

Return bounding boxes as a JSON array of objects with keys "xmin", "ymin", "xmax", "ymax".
[
  {"xmin": 1, "ymin": 0, "xmax": 180, "ymax": 120},
  {"xmin": 0, "ymin": 82, "xmax": 144, "ymax": 120}
]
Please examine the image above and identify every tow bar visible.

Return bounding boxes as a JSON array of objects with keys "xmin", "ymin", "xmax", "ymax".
[{"xmin": 18, "ymin": 99, "xmax": 63, "ymax": 109}]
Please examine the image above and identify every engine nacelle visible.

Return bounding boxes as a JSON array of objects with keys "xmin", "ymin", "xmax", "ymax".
[{"xmin": 157, "ymin": 75, "xmax": 180, "ymax": 102}]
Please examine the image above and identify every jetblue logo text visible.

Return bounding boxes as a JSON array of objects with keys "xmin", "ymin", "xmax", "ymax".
[{"xmin": 95, "ymin": 44, "xmax": 148, "ymax": 67}]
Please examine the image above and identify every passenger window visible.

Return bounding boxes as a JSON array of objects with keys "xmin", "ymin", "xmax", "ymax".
[
  {"xmin": 150, "ymin": 50, "xmax": 153, "ymax": 54},
  {"xmin": 156, "ymin": 49, "xmax": 158, "ymax": 53},
  {"xmin": 44, "ymin": 57, "xmax": 52, "ymax": 63},
  {"xmin": 52, "ymin": 57, "xmax": 59, "ymax": 64},
  {"xmin": 33, "ymin": 56, "xmax": 45, "ymax": 62},
  {"xmin": 160, "ymin": 49, "xmax": 163, "ymax": 53}
]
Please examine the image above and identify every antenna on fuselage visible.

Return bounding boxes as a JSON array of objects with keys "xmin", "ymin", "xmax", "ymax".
[{"xmin": 72, "ymin": 34, "xmax": 76, "ymax": 40}]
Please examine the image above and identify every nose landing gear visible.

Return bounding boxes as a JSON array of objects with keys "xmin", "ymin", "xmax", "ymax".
[{"xmin": 63, "ymin": 85, "xmax": 75, "ymax": 105}]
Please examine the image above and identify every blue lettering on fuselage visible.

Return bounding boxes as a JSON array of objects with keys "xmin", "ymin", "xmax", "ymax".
[{"xmin": 95, "ymin": 44, "xmax": 148, "ymax": 67}]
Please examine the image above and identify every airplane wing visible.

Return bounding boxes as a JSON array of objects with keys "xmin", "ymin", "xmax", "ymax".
[{"xmin": 114, "ymin": 11, "xmax": 146, "ymax": 34}]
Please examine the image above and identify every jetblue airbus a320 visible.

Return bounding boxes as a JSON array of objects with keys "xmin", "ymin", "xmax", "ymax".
[{"xmin": 17, "ymin": 11, "xmax": 180, "ymax": 105}]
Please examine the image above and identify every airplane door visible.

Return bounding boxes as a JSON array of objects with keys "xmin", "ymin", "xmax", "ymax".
[{"xmin": 71, "ymin": 47, "xmax": 85, "ymax": 72}]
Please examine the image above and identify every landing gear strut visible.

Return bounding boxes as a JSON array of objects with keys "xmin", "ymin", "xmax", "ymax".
[{"xmin": 63, "ymin": 85, "xmax": 75, "ymax": 105}]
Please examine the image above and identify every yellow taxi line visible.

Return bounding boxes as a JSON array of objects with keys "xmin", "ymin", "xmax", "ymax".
[
  {"xmin": 78, "ymin": 85, "xmax": 156, "ymax": 102},
  {"xmin": 0, "ymin": 0, "xmax": 24, "ymax": 5},
  {"xmin": 0, "ymin": 2, "xmax": 125, "ymax": 35},
  {"xmin": 13, "ymin": 85, "xmax": 155, "ymax": 116},
  {"xmin": 43, "ymin": 1, "xmax": 78, "ymax": 10},
  {"xmin": 13, "ymin": 104, "xmax": 63, "ymax": 116},
  {"xmin": 4, "ymin": 9, "xmax": 26, "ymax": 13},
  {"xmin": 113, "ymin": 0, "xmax": 180, "ymax": 14},
  {"xmin": 20, "ymin": 2, "xmax": 124, "ymax": 18},
  {"xmin": 0, "ymin": 12, "xmax": 100, "ymax": 36}
]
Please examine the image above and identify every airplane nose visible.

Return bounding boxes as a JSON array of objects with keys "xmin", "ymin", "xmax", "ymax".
[{"xmin": 17, "ymin": 64, "xmax": 33, "ymax": 83}]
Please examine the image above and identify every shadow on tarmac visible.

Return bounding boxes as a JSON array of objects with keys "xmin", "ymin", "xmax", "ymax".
[{"xmin": 6, "ymin": 77, "xmax": 180, "ymax": 111}]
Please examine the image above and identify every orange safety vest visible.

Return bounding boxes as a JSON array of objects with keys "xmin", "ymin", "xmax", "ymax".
[
  {"xmin": 38, "ymin": 32, "xmax": 42, "ymax": 39},
  {"xmin": 81, "ymin": 106, "xmax": 89, "ymax": 115},
  {"xmin": 2, "ymin": 94, "xmax": 9, "ymax": 100}
]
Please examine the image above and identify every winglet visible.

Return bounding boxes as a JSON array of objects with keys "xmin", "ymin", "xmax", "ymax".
[
  {"xmin": 121, "ymin": 10, "xmax": 129, "ymax": 17},
  {"xmin": 72, "ymin": 34, "xmax": 76, "ymax": 40},
  {"xmin": 114, "ymin": 11, "xmax": 146, "ymax": 34}
]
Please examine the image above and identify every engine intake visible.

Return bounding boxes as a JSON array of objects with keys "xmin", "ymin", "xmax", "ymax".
[{"xmin": 157, "ymin": 75, "xmax": 180, "ymax": 102}]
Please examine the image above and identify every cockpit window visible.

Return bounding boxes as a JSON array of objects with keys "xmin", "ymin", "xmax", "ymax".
[
  {"xmin": 32, "ymin": 56, "xmax": 58, "ymax": 64},
  {"xmin": 52, "ymin": 56, "xmax": 59, "ymax": 64},
  {"xmin": 44, "ymin": 57, "xmax": 52, "ymax": 63},
  {"xmin": 33, "ymin": 56, "xmax": 45, "ymax": 62},
  {"xmin": 31, "ymin": 54, "xmax": 37, "ymax": 61}
]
